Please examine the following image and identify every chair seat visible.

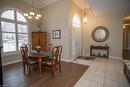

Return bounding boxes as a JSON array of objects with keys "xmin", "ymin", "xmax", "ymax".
[
  {"xmin": 30, "ymin": 60, "xmax": 38, "ymax": 64},
  {"xmin": 42, "ymin": 59, "xmax": 55, "ymax": 65},
  {"xmin": 29, "ymin": 57, "xmax": 38, "ymax": 64}
]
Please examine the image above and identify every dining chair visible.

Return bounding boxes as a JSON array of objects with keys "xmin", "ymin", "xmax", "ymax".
[
  {"xmin": 42, "ymin": 46, "xmax": 62, "ymax": 76},
  {"xmin": 26, "ymin": 44, "xmax": 31, "ymax": 51},
  {"xmin": 26, "ymin": 44, "xmax": 38, "ymax": 62},
  {"xmin": 57, "ymin": 46, "xmax": 62, "ymax": 73},
  {"xmin": 47, "ymin": 44, "xmax": 53, "ymax": 51},
  {"xmin": 20, "ymin": 44, "xmax": 38, "ymax": 76}
]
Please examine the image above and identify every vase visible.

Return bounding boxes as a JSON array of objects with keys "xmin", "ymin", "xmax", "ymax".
[{"xmin": 37, "ymin": 49, "xmax": 40, "ymax": 52}]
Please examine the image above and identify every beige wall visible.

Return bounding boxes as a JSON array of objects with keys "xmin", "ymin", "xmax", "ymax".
[
  {"xmin": 0, "ymin": 0, "xmax": 40, "ymax": 64},
  {"xmin": 42, "ymin": 0, "xmax": 83, "ymax": 60},
  {"xmin": 1, "ymin": 0, "xmax": 128, "ymax": 65},
  {"xmin": 42, "ymin": 0, "xmax": 70, "ymax": 60},
  {"xmin": 82, "ymin": 9, "xmax": 124, "ymax": 58},
  {"xmin": 68, "ymin": 0, "xmax": 83, "ymax": 59}
]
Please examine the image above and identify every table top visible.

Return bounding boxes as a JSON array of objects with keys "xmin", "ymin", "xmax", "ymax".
[{"xmin": 29, "ymin": 50, "xmax": 52, "ymax": 58}]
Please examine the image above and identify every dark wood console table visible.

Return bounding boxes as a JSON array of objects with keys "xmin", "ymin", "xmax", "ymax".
[
  {"xmin": 0, "ymin": 46, "xmax": 3, "ymax": 87},
  {"xmin": 90, "ymin": 45, "xmax": 109, "ymax": 58}
]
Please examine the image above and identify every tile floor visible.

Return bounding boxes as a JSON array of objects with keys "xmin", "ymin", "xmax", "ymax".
[{"xmin": 72, "ymin": 57, "xmax": 130, "ymax": 87}]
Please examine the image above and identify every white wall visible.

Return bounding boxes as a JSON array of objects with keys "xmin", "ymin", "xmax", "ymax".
[
  {"xmin": 68, "ymin": 0, "xmax": 83, "ymax": 59},
  {"xmin": 42, "ymin": 0, "xmax": 70, "ymax": 60},
  {"xmin": 42, "ymin": 0, "xmax": 83, "ymax": 60},
  {"xmin": 82, "ymin": 9, "xmax": 125, "ymax": 58},
  {"xmin": 0, "ymin": 0, "xmax": 40, "ymax": 65}
]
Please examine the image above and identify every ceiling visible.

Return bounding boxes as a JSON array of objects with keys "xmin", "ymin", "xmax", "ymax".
[
  {"xmin": 22, "ymin": 0, "xmax": 90, "ymax": 9},
  {"xmin": 22, "ymin": 0, "xmax": 130, "ymax": 17},
  {"xmin": 87, "ymin": 0, "xmax": 130, "ymax": 16},
  {"xmin": 22, "ymin": 0, "xmax": 58, "ymax": 8}
]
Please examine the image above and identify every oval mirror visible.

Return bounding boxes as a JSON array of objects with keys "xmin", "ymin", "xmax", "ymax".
[{"xmin": 92, "ymin": 26, "xmax": 109, "ymax": 42}]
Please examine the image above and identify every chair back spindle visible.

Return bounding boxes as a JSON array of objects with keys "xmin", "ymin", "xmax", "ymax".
[
  {"xmin": 48, "ymin": 44, "xmax": 53, "ymax": 51},
  {"xmin": 20, "ymin": 45, "xmax": 30, "ymax": 65}
]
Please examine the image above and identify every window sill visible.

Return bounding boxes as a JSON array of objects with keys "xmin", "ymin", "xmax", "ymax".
[{"xmin": 2, "ymin": 51, "xmax": 21, "ymax": 57}]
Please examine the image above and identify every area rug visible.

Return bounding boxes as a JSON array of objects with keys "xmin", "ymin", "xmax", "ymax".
[
  {"xmin": 77, "ymin": 56, "xmax": 96, "ymax": 61},
  {"xmin": 3, "ymin": 61, "xmax": 89, "ymax": 87}
]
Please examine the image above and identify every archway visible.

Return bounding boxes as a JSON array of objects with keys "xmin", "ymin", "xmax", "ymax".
[{"xmin": 72, "ymin": 14, "xmax": 81, "ymax": 59}]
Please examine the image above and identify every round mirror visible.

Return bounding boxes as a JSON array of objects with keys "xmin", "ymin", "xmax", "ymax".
[{"xmin": 92, "ymin": 26, "xmax": 109, "ymax": 42}]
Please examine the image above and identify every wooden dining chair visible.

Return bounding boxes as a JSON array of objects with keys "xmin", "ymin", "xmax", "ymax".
[
  {"xmin": 20, "ymin": 44, "xmax": 38, "ymax": 76},
  {"xmin": 42, "ymin": 46, "xmax": 62, "ymax": 76},
  {"xmin": 26, "ymin": 44, "xmax": 37, "ymax": 62},
  {"xmin": 26, "ymin": 44, "xmax": 31, "ymax": 51},
  {"xmin": 47, "ymin": 44, "xmax": 53, "ymax": 51},
  {"xmin": 57, "ymin": 46, "xmax": 62, "ymax": 73}
]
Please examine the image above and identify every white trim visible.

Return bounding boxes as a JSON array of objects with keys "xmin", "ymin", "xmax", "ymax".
[
  {"xmin": 61, "ymin": 58, "xmax": 71, "ymax": 62},
  {"xmin": 109, "ymin": 56, "xmax": 122, "ymax": 59},
  {"xmin": 2, "ymin": 59, "xmax": 22, "ymax": 66},
  {"xmin": 2, "ymin": 58, "xmax": 71, "ymax": 66},
  {"xmin": 0, "ymin": 8, "xmax": 29, "ymax": 53},
  {"xmin": 2, "ymin": 58, "xmax": 72, "ymax": 66}
]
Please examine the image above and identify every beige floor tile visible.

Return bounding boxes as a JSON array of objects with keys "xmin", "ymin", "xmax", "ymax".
[
  {"xmin": 73, "ymin": 58, "xmax": 130, "ymax": 87},
  {"xmin": 104, "ymin": 79, "xmax": 119, "ymax": 87},
  {"xmin": 89, "ymin": 80, "xmax": 104, "ymax": 87}
]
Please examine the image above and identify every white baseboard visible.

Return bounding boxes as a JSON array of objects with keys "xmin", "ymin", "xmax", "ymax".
[
  {"xmin": 61, "ymin": 58, "xmax": 71, "ymax": 62},
  {"xmin": 2, "ymin": 58, "xmax": 71, "ymax": 66},
  {"xmin": 2, "ymin": 59, "xmax": 22, "ymax": 66},
  {"xmin": 109, "ymin": 56, "xmax": 122, "ymax": 59}
]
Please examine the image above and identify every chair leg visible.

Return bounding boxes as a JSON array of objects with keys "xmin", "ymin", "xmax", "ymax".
[
  {"xmin": 28, "ymin": 65, "xmax": 31, "ymax": 77},
  {"xmin": 55, "ymin": 65, "xmax": 58, "ymax": 70},
  {"xmin": 23, "ymin": 63, "xmax": 25, "ymax": 75},
  {"xmin": 59, "ymin": 63, "xmax": 62, "ymax": 74},
  {"xmin": 51, "ymin": 67, "xmax": 54, "ymax": 77}
]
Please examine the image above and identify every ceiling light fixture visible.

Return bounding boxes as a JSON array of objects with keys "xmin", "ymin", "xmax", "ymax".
[
  {"xmin": 83, "ymin": 0, "xmax": 87, "ymax": 24},
  {"xmin": 23, "ymin": 0, "xmax": 42, "ymax": 20}
]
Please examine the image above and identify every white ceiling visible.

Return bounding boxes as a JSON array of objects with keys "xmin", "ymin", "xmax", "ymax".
[
  {"xmin": 22, "ymin": 0, "xmax": 90, "ymax": 9},
  {"xmin": 87, "ymin": 0, "xmax": 130, "ymax": 16},
  {"xmin": 22, "ymin": 0, "xmax": 58, "ymax": 8},
  {"xmin": 22, "ymin": 0, "xmax": 130, "ymax": 17}
]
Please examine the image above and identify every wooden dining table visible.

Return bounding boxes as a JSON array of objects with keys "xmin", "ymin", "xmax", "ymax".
[{"xmin": 29, "ymin": 50, "xmax": 52, "ymax": 77}]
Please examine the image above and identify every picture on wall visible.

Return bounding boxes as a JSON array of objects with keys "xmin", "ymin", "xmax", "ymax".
[{"xmin": 52, "ymin": 30, "xmax": 61, "ymax": 39}]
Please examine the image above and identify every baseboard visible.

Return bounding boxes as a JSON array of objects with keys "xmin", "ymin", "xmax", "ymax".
[
  {"xmin": 2, "ymin": 58, "xmax": 71, "ymax": 66},
  {"xmin": 2, "ymin": 59, "xmax": 22, "ymax": 66},
  {"xmin": 61, "ymin": 58, "xmax": 71, "ymax": 62},
  {"xmin": 109, "ymin": 56, "xmax": 122, "ymax": 59}
]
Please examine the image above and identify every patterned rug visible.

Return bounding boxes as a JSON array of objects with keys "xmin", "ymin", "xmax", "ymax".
[{"xmin": 77, "ymin": 56, "xmax": 96, "ymax": 61}]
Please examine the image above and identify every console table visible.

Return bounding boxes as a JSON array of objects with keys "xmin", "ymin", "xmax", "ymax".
[
  {"xmin": 90, "ymin": 45, "xmax": 109, "ymax": 58},
  {"xmin": 0, "ymin": 46, "xmax": 3, "ymax": 86}
]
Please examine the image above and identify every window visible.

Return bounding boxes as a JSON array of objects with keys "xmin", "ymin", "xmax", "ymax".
[{"xmin": 0, "ymin": 9, "xmax": 28, "ymax": 53}]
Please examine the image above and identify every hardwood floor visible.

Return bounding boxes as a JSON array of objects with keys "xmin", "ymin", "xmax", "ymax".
[{"xmin": 3, "ymin": 61, "xmax": 89, "ymax": 87}]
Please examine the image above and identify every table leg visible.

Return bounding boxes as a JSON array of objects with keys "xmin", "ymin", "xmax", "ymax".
[{"xmin": 39, "ymin": 57, "xmax": 43, "ymax": 77}]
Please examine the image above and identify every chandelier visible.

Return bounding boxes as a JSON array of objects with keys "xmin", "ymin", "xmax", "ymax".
[
  {"xmin": 23, "ymin": 0, "xmax": 42, "ymax": 20},
  {"xmin": 83, "ymin": 0, "xmax": 87, "ymax": 24}
]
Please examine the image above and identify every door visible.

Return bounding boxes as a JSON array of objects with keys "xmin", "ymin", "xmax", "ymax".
[
  {"xmin": 123, "ymin": 25, "xmax": 130, "ymax": 60},
  {"xmin": 72, "ymin": 14, "xmax": 81, "ymax": 59},
  {"xmin": 72, "ymin": 26, "xmax": 81, "ymax": 59}
]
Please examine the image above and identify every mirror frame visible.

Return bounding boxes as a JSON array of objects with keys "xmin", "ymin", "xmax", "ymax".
[{"xmin": 92, "ymin": 26, "xmax": 109, "ymax": 42}]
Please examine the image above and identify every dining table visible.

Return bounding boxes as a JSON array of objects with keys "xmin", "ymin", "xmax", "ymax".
[{"xmin": 29, "ymin": 50, "xmax": 52, "ymax": 77}]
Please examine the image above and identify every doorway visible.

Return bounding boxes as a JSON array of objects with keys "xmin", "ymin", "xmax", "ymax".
[
  {"xmin": 72, "ymin": 14, "xmax": 81, "ymax": 59},
  {"xmin": 123, "ymin": 16, "xmax": 130, "ymax": 60}
]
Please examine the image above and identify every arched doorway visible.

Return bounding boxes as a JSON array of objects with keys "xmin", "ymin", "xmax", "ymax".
[{"xmin": 72, "ymin": 14, "xmax": 81, "ymax": 59}]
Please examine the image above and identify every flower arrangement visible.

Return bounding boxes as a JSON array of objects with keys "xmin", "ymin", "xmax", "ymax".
[{"xmin": 36, "ymin": 45, "xmax": 41, "ymax": 52}]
